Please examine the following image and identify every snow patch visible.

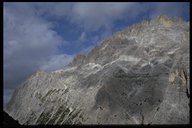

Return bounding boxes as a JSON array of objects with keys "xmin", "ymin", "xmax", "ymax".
[
  {"xmin": 69, "ymin": 107, "xmax": 73, "ymax": 112},
  {"xmin": 119, "ymin": 55, "xmax": 141, "ymax": 62},
  {"xmin": 132, "ymin": 116, "xmax": 139, "ymax": 124},
  {"xmin": 105, "ymin": 55, "xmax": 141, "ymax": 66},
  {"xmin": 167, "ymin": 47, "xmax": 179, "ymax": 54},
  {"xmin": 141, "ymin": 63, "xmax": 148, "ymax": 67},
  {"xmin": 83, "ymin": 63, "xmax": 102, "ymax": 70},
  {"xmin": 157, "ymin": 57, "xmax": 169, "ymax": 63},
  {"xmin": 101, "ymin": 44, "xmax": 108, "ymax": 50},
  {"xmin": 141, "ymin": 61, "xmax": 154, "ymax": 68},
  {"xmin": 125, "ymin": 36, "xmax": 136, "ymax": 40},
  {"xmin": 52, "ymin": 66, "xmax": 77, "ymax": 73},
  {"xmin": 149, "ymin": 36, "xmax": 155, "ymax": 44},
  {"xmin": 81, "ymin": 63, "xmax": 103, "ymax": 77}
]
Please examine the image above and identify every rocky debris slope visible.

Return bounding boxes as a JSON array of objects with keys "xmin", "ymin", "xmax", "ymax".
[{"xmin": 5, "ymin": 15, "xmax": 189, "ymax": 125}]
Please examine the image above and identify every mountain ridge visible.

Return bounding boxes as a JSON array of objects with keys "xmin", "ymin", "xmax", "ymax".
[{"xmin": 5, "ymin": 15, "xmax": 189, "ymax": 125}]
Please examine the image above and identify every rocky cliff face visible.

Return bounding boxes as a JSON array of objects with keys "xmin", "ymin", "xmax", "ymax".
[{"xmin": 5, "ymin": 15, "xmax": 189, "ymax": 125}]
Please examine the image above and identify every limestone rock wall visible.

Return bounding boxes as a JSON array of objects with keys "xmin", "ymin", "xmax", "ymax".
[{"xmin": 5, "ymin": 15, "xmax": 189, "ymax": 125}]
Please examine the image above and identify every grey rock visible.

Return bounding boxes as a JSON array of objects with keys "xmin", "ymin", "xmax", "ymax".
[{"xmin": 5, "ymin": 15, "xmax": 189, "ymax": 125}]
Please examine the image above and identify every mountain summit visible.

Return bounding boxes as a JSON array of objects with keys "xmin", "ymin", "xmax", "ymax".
[{"xmin": 5, "ymin": 15, "xmax": 189, "ymax": 125}]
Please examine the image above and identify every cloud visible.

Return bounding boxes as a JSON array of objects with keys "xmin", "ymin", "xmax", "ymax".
[
  {"xmin": 69, "ymin": 3, "xmax": 134, "ymax": 31},
  {"xmin": 34, "ymin": 3, "xmax": 141, "ymax": 32},
  {"xmin": 79, "ymin": 32, "xmax": 87, "ymax": 42},
  {"xmin": 40, "ymin": 54, "xmax": 74, "ymax": 72},
  {"xmin": 4, "ymin": 3, "xmax": 61, "ymax": 88},
  {"xmin": 28, "ymin": 2, "xmax": 189, "ymax": 35},
  {"xmin": 3, "ymin": 3, "xmax": 73, "ymax": 106},
  {"xmin": 32, "ymin": 2, "xmax": 189, "ymax": 34},
  {"xmin": 78, "ymin": 45, "xmax": 95, "ymax": 55},
  {"xmin": 41, "ymin": 2, "xmax": 188, "ymax": 31},
  {"xmin": 34, "ymin": 3, "xmax": 73, "ymax": 19},
  {"xmin": 3, "ymin": 89, "xmax": 14, "ymax": 108},
  {"xmin": 149, "ymin": 2, "xmax": 189, "ymax": 19}
]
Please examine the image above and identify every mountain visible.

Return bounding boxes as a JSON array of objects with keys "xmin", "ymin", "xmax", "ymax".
[{"xmin": 5, "ymin": 15, "xmax": 189, "ymax": 125}]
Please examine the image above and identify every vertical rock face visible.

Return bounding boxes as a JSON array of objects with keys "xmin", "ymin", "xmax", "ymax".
[{"xmin": 5, "ymin": 15, "xmax": 189, "ymax": 125}]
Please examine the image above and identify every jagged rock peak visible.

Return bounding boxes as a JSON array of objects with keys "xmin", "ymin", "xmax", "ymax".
[
  {"xmin": 6, "ymin": 15, "xmax": 189, "ymax": 125},
  {"xmin": 70, "ymin": 54, "xmax": 87, "ymax": 66},
  {"xmin": 35, "ymin": 70, "xmax": 47, "ymax": 75},
  {"xmin": 69, "ymin": 15, "xmax": 188, "ymax": 67},
  {"xmin": 152, "ymin": 15, "xmax": 187, "ymax": 28}
]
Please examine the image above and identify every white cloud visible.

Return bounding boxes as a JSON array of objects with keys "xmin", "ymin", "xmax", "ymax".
[
  {"xmin": 69, "ymin": 2, "xmax": 139, "ymax": 31},
  {"xmin": 34, "ymin": 3, "xmax": 73, "ymax": 19},
  {"xmin": 40, "ymin": 54, "xmax": 74, "ymax": 72},
  {"xmin": 3, "ymin": 89, "xmax": 14, "ymax": 108},
  {"xmin": 79, "ymin": 32, "xmax": 87, "ymax": 42},
  {"xmin": 33, "ymin": 2, "xmax": 141, "ymax": 32},
  {"xmin": 149, "ymin": 2, "xmax": 189, "ymax": 19},
  {"xmin": 78, "ymin": 45, "xmax": 95, "ymax": 55},
  {"xmin": 3, "ymin": 3, "xmax": 73, "ymax": 107},
  {"xmin": 34, "ymin": 2, "xmax": 188, "ymax": 32}
]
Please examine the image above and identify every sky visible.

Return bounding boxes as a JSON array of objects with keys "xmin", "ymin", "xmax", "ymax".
[{"xmin": 3, "ymin": 2, "xmax": 189, "ymax": 107}]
